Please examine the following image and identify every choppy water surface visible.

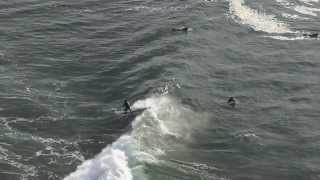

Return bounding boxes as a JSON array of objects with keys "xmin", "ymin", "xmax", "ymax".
[{"xmin": 0, "ymin": 0, "xmax": 319, "ymax": 179}]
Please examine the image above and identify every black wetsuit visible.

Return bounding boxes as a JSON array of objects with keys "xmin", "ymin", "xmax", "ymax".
[
  {"xmin": 228, "ymin": 97, "xmax": 236, "ymax": 107},
  {"xmin": 123, "ymin": 100, "xmax": 132, "ymax": 113}
]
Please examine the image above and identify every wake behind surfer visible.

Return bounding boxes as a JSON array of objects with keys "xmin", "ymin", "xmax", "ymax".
[{"xmin": 123, "ymin": 99, "xmax": 132, "ymax": 113}]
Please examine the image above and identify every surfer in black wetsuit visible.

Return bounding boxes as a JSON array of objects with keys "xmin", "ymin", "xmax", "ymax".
[
  {"xmin": 303, "ymin": 33, "xmax": 318, "ymax": 38},
  {"xmin": 172, "ymin": 26, "xmax": 190, "ymax": 32},
  {"xmin": 228, "ymin": 97, "xmax": 236, "ymax": 108},
  {"xmin": 123, "ymin": 99, "xmax": 132, "ymax": 113}
]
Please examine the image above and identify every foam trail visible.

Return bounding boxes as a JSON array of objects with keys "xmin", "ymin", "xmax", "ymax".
[
  {"xmin": 276, "ymin": 0, "xmax": 294, "ymax": 6},
  {"xmin": 277, "ymin": 0, "xmax": 320, "ymax": 17},
  {"xmin": 229, "ymin": 0, "xmax": 292, "ymax": 33},
  {"xmin": 265, "ymin": 35, "xmax": 307, "ymax": 41},
  {"xmin": 282, "ymin": 13, "xmax": 307, "ymax": 20},
  {"xmin": 299, "ymin": 0, "xmax": 319, "ymax": 4}
]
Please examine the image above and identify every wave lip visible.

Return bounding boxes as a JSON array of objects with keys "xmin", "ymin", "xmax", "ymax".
[{"xmin": 229, "ymin": 0, "xmax": 292, "ymax": 33}]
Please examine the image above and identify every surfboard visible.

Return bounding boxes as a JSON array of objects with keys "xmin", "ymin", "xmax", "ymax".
[
  {"xmin": 114, "ymin": 107, "xmax": 149, "ymax": 128},
  {"xmin": 112, "ymin": 107, "xmax": 149, "ymax": 115}
]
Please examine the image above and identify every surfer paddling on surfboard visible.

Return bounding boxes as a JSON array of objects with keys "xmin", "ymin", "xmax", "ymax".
[{"xmin": 122, "ymin": 99, "xmax": 132, "ymax": 113}]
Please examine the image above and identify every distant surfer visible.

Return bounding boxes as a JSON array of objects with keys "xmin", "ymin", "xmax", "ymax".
[
  {"xmin": 303, "ymin": 33, "xmax": 318, "ymax": 38},
  {"xmin": 227, "ymin": 97, "xmax": 236, "ymax": 108},
  {"xmin": 172, "ymin": 26, "xmax": 191, "ymax": 32},
  {"xmin": 122, "ymin": 99, "xmax": 132, "ymax": 113}
]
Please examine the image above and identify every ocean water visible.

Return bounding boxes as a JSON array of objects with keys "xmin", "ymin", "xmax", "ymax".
[{"xmin": 0, "ymin": 0, "xmax": 319, "ymax": 179}]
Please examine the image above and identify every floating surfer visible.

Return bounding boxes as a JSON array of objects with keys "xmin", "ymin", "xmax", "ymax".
[
  {"xmin": 172, "ymin": 26, "xmax": 191, "ymax": 32},
  {"xmin": 227, "ymin": 97, "xmax": 236, "ymax": 108},
  {"xmin": 303, "ymin": 33, "xmax": 318, "ymax": 38},
  {"xmin": 122, "ymin": 99, "xmax": 132, "ymax": 113}
]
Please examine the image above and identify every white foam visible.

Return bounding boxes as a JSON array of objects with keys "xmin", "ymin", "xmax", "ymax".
[
  {"xmin": 65, "ymin": 95, "xmax": 206, "ymax": 180},
  {"xmin": 64, "ymin": 96, "xmax": 175, "ymax": 180},
  {"xmin": 299, "ymin": 0, "xmax": 319, "ymax": 4},
  {"xmin": 125, "ymin": 5, "xmax": 189, "ymax": 13},
  {"xmin": 276, "ymin": 0, "xmax": 294, "ymax": 6},
  {"xmin": 281, "ymin": 13, "xmax": 308, "ymax": 20},
  {"xmin": 64, "ymin": 135, "xmax": 133, "ymax": 180},
  {"xmin": 277, "ymin": 0, "xmax": 320, "ymax": 17},
  {"xmin": 294, "ymin": 6, "xmax": 320, "ymax": 16},
  {"xmin": 264, "ymin": 35, "xmax": 307, "ymax": 40},
  {"xmin": 303, "ymin": 0, "xmax": 319, "ymax": 2},
  {"xmin": 229, "ymin": 0, "xmax": 292, "ymax": 33}
]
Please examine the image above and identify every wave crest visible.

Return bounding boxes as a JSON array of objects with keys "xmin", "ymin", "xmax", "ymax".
[{"xmin": 229, "ymin": 0, "xmax": 292, "ymax": 33}]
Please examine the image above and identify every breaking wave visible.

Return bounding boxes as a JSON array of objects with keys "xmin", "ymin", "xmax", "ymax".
[
  {"xmin": 229, "ymin": 0, "xmax": 293, "ymax": 33},
  {"xmin": 64, "ymin": 95, "xmax": 205, "ymax": 180}
]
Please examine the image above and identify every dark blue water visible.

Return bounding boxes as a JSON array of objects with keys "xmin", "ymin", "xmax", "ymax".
[{"xmin": 0, "ymin": 0, "xmax": 319, "ymax": 179}]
